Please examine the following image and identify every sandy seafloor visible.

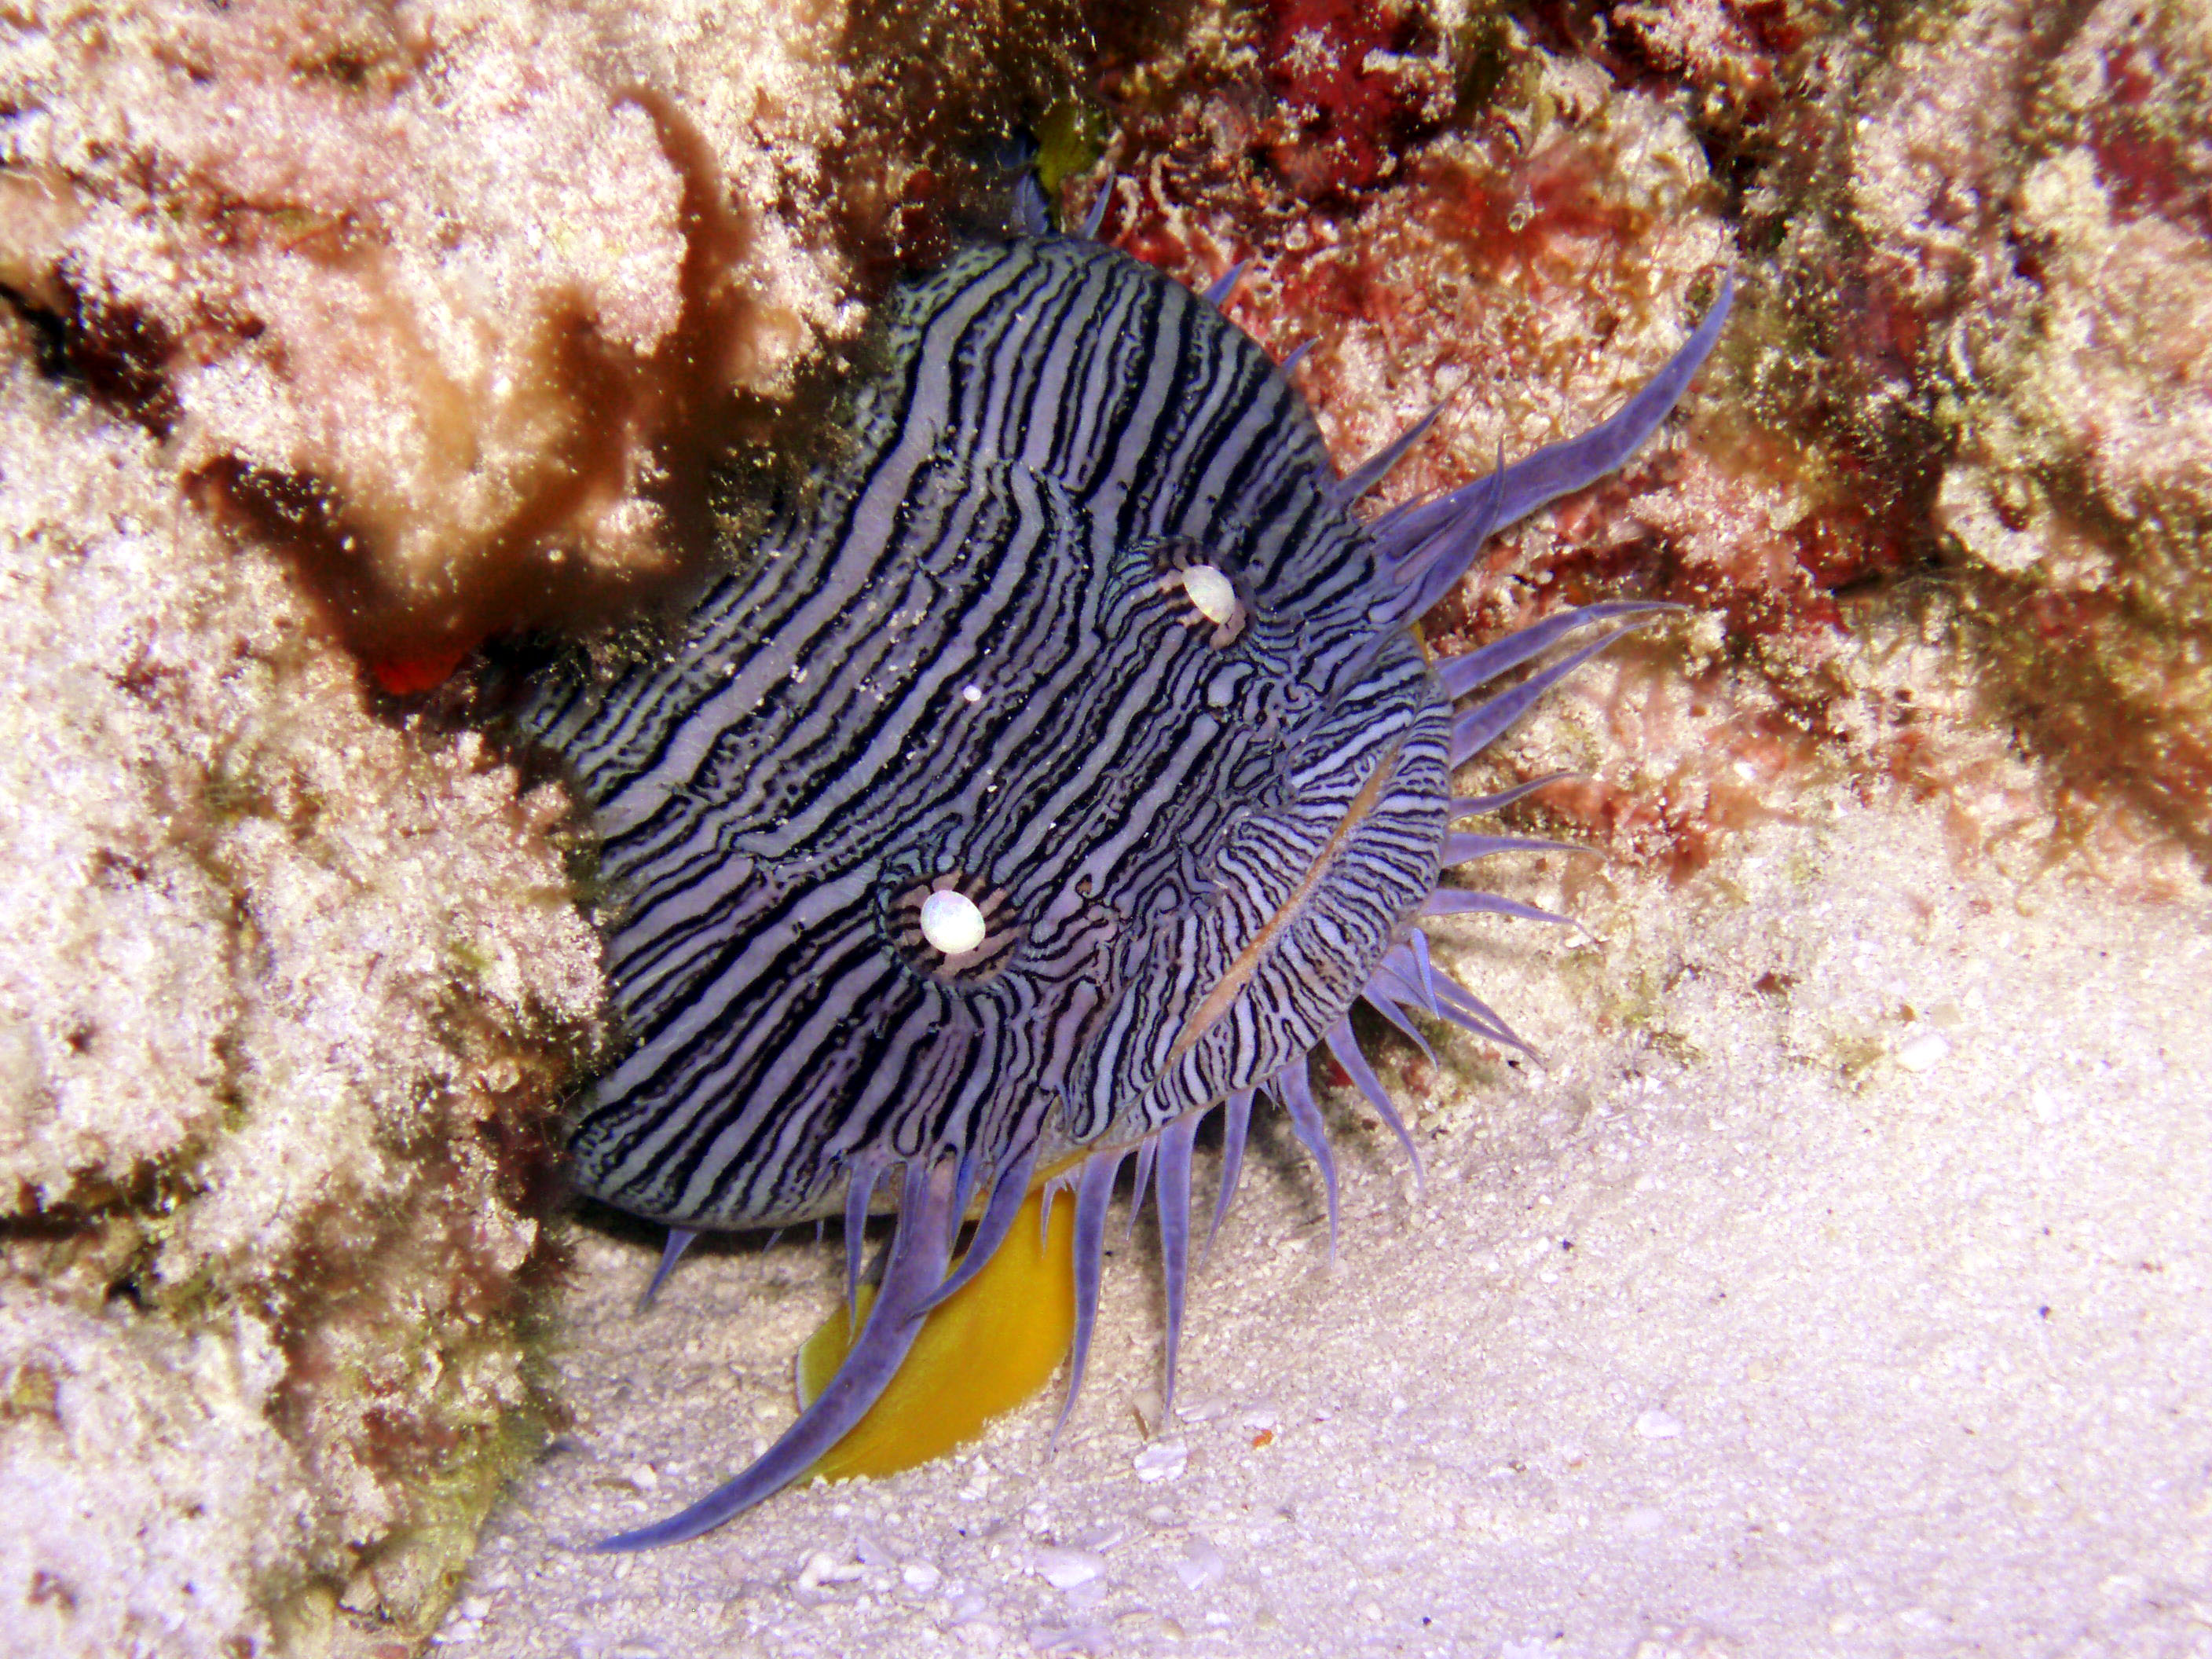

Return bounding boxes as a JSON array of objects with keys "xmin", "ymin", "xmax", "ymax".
[{"xmin": 438, "ymin": 791, "xmax": 2212, "ymax": 1659}]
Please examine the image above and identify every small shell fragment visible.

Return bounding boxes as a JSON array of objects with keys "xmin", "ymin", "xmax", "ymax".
[
  {"xmin": 1133, "ymin": 1439, "xmax": 1188, "ymax": 1481},
  {"xmin": 1175, "ymin": 1533, "xmax": 1227, "ymax": 1589},
  {"xmin": 797, "ymin": 1549, "xmax": 865, "ymax": 1590},
  {"xmin": 901, "ymin": 1560, "xmax": 942, "ymax": 1592},
  {"xmin": 1031, "ymin": 1546, "xmax": 1105, "ymax": 1589},
  {"xmin": 1896, "ymin": 1031, "xmax": 1952, "ymax": 1072}
]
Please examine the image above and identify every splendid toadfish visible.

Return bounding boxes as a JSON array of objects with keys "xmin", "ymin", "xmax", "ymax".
[{"xmin": 515, "ymin": 179, "xmax": 1731, "ymax": 1549}]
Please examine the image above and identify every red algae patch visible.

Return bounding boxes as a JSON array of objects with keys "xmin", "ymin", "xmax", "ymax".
[
  {"xmin": 1070, "ymin": 0, "xmax": 2210, "ymax": 891},
  {"xmin": 1749, "ymin": 0, "xmax": 2212, "ymax": 876},
  {"xmin": 1925, "ymin": 3, "xmax": 2212, "ymax": 867}
]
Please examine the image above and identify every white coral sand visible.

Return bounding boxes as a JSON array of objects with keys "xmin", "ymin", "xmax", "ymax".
[{"xmin": 449, "ymin": 790, "xmax": 2212, "ymax": 1658}]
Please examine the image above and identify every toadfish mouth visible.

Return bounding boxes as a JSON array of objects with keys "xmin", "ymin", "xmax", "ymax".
[
  {"xmin": 1170, "ymin": 735, "xmax": 1410, "ymax": 1067},
  {"xmin": 1107, "ymin": 731, "xmax": 1429, "ymax": 1150}
]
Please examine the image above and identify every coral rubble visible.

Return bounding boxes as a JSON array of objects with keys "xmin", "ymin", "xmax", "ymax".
[
  {"xmin": 0, "ymin": 337, "xmax": 600, "ymax": 1653},
  {"xmin": 0, "ymin": 0, "xmax": 850, "ymax": 679}
]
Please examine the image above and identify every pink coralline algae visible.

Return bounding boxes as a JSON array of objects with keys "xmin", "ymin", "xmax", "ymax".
[
  {"xmin": 1257, "ymin": 0, "xmax": 1451, "ymax": 198},
  {"xmin": 1075, "ymin": 0, "xmax": 2212, "ymax": 888}
]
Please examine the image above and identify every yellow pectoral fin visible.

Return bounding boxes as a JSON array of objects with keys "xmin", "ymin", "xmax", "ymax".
[{"xmin": 796, "ymin": 1181, "xmax": 1077, "ymax": 1483}]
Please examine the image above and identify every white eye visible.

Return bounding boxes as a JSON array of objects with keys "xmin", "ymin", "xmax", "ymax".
[
  {"xmin": 1181, "ymin": 563, "xmax": 1238, "ymax": 627},
  {"xmin": 919, "ymin": 888, "xmax": 988, "ymax": 956},
  {"xmin": 891, "ymin": 873, "xmax": 1020, "ymax": 983}
]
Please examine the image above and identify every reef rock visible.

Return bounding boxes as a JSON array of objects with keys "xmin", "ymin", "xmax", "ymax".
[{"xmin": 0, "ymin": 332, "xmax": 601, "ymax": 1654}]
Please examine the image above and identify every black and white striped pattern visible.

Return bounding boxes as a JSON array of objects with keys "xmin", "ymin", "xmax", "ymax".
[
  {"xmin": 519, "ymin": 234, "xmax": 1452, "ymax": 1232},
  {"xmin": 557, "ymin": 209, "xmax": 1732, "ymax": 1547}
]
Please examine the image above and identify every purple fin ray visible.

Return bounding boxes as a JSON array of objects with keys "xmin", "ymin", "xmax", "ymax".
[
  {"xmin": 1367, "ymin": 492, "xmax": 1422, "ymax": 540},
  {"xmin": 1365, "ymin": 940, "xmax": 1441, "ymax": 1020},
  {"xmin": 1332, "ymin": 400, "xmax": 1448, "ymax": 506},
  {"xmin": 637, "ymin": 1225, "xmax": 699, "ymax": 1313},
  {"xmin": 1452, "ymin": 771, "xmax": 1575, "ymax": 818},
  {"xmin": 1080, "ymin": 181, "xmax": 1112, "ymax": 240},
  {"xmin": 917, "ymin": 1141, "xmax": 1040, "ymax": 1313},
  {"xmin": 1058, "ymin": 1147, "xmax": 1127, "ymax": 1442},
  {"xmin": 1013, "ymin": 174, "xmax": 1052, "ymax": 237},
  {"xmin": 1379, "ymin": 449, "xmax": 1507, "ymax": 621},
  {"xmin": 1207, "ymin": 1089, "xmax": 1255, "ymax": 1257},
  {"xmin": 1372, "ymin": 272, "xmax": 1730, "ymax": 625},
  {"xmin": 595, "ymin": 1159, "xmax": 959, "ymax": 1551},
  {"xmin": 1126, "ymin": 1134, "xmax": 1159, "ymax": 1242},
  {"xmin": 1425, "ymin": 888, "xmax": 1576, "ymax": 926},
  {"xmin": 1324, "ymin": 1016, "xmax": 1423, "ymax": 1185},
  {"xmin": 1437, "ymin": 601, "xmax": 1679, "ymax": 702},
  {"xmin": 1280, "ymin": 339, "xmax": 1314, "ymax": 375},
  {"xmin": 1473, "ymin": 275, "xmax": 1734, "ymax": 532},
  {"xmin": 844, "ymin": 1153, "xmax": 888, "ymax": 1331},
  {"xmin": 1442, "ymin": 830, "xmax": 1592, "ymax": 866},
  {"xmin": 1155, "ymin": 1113, "xmax": 1200, "ymax": 1415},
  {"xmin": 1368, "ymin": 948, "xmax": 1436, "ymax": 1018},
  {"xmin": 1274, "ymin": 1060, "xmax": 1340, "ymax": 1259},
  {"xmin": 1434, "ymin": 974, "xmax": 1540, "ymax": 1060},
  {"xmin": 1203, "ymin": 258, "xmax": 1251, "ymax": 309},
  {"xmin": 1362, "ymin": 988, "xmax": 1438, "ymax": 1065},
  {"xmin": 1038, "ymin": 1166, "xmax": 1072, "ymax": 1247},
  {"xmin": 1404, "ymin": 930, "xmax": 1439, "ymax": 1009},
  {"xmin": 950, "ymin": 1152, "xmax": 978, "ymax": 1232},
  {"xmin": 1448, "ymin": 621, "xmax": 1663, "ymax": 768},
  {"xmin": 1367, "ymin": 957, "xmax": 1435, "ymax": 1020}
]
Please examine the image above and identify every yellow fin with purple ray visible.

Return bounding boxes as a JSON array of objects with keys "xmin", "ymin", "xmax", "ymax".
[{"xmin": 797, "ymin": 1181, "xmax": 1075, "ymax": 1481}]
